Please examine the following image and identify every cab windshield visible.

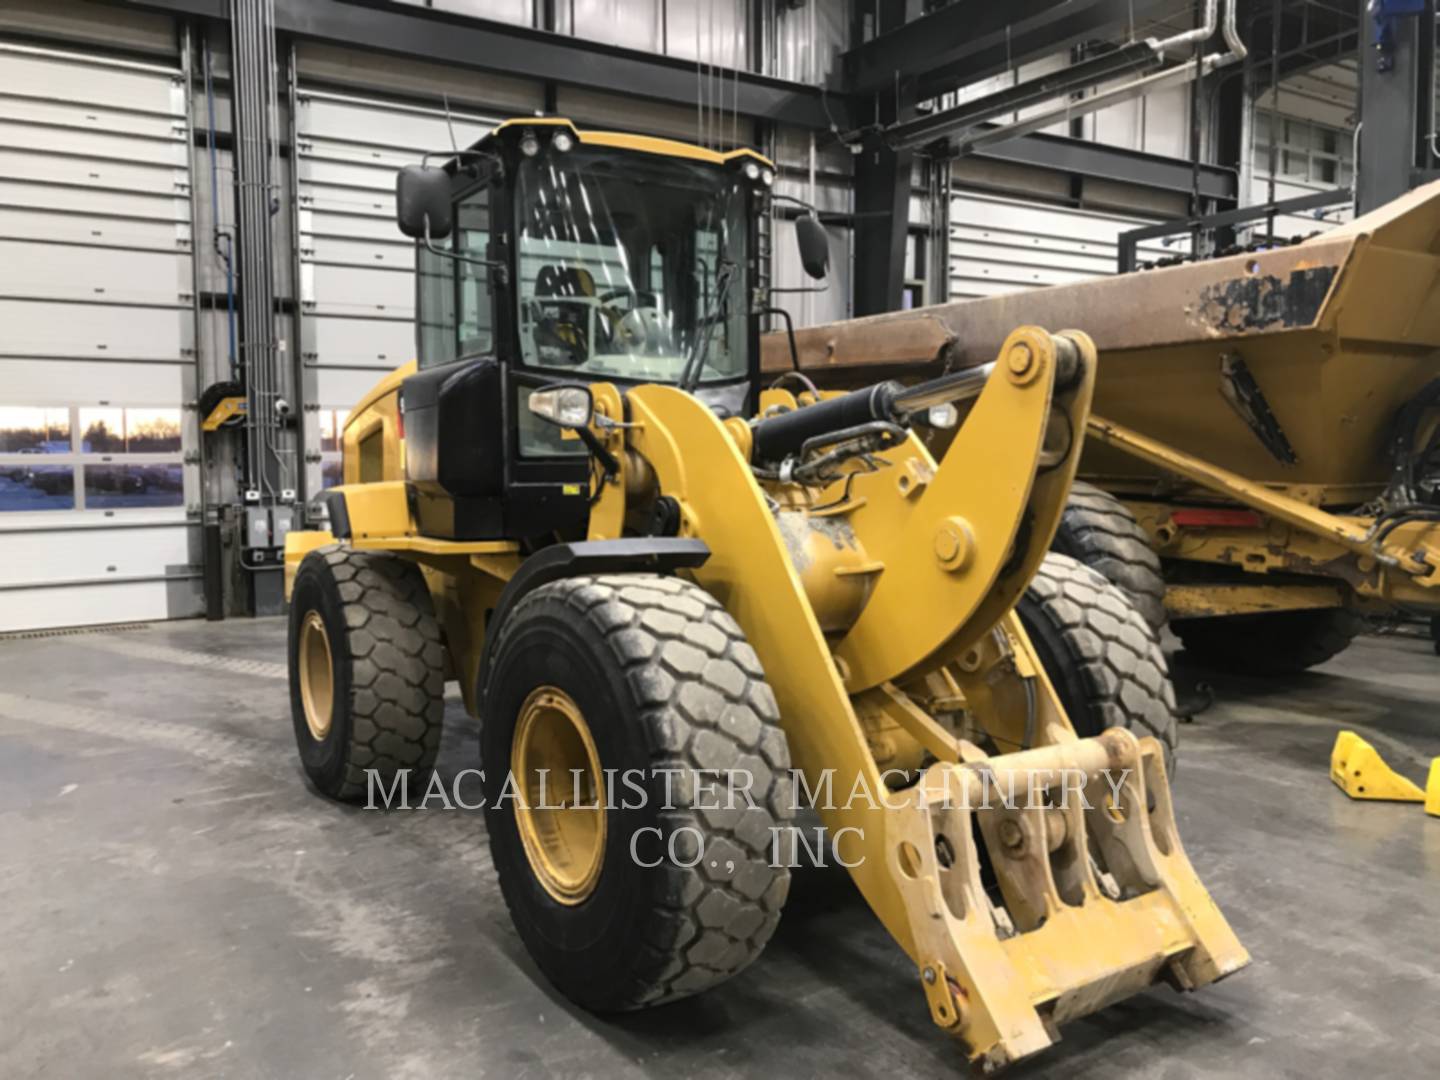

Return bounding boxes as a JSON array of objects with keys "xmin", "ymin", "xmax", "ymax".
[{"xmin": 515, "ymin": 146, "xmax": 747, "ymax": 386}]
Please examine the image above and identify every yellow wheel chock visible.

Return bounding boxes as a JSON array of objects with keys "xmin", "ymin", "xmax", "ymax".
[
  {"xmin": 1330, "ymin": 731, "xmax": 1424, "ymax": 803},
  {"xmin": 202, "ymin": 395, "xmax": 247, "ymax": 431},
  {"xmin": 1428, "ymin": 760, "xmax": 1440, "ymax": 819}
]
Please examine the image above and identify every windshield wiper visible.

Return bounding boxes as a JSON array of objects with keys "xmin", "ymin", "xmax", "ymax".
[{"xmin": 679, "ymin": 259, "xmax": 735, "ymax": 394}]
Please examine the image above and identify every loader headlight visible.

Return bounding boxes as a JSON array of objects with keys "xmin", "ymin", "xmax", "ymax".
[
  {"xmin": 519, "ymin": 130, "xmax": 542, "ymax": 157},
  {"xmin": 743, "ymin": 161, "xmax": 761, "ymax": 181},
  {"xmin": 552, "ymin": 130, "xmax": 575, "ymax": 153},
  {"xmin": 761, "ymin": 167, "xmax": 775, "ymax": 186},
  {"xmin": 528, "ymin": 384, "xmax": 594, "ymax": 429}
]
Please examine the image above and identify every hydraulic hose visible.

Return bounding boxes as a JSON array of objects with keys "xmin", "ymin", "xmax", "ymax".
[
  {"xmin": 750, "ymin": 330, "xmax": 1084, "ymax": 466},
  {"xmin": 752, "ymin": 381, "xmax": 905, "ymax": 463},
  {"xmin": 751, "ymin": 360, "xmax": 1002, "ymax": 463}
]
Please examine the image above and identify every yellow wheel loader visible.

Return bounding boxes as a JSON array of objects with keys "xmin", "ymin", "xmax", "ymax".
[
  {"xmin": 763, "ymin": 182, "xmax": 1440, "ymax": 675},
  {"xmin": 282, "ymin": 119, "xmax": 1247, "ymax": 1070}
]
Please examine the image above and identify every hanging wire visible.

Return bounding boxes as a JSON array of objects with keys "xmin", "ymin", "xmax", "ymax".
[
  {"xmin": 695, "ymin": 6, "xmax": 703, "ymax": 148},
  {"xmin": 731, "ymin": 1, "xmax": 738, "ymax": 150}
]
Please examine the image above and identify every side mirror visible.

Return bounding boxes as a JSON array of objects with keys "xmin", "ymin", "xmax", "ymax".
[
  {"xmin": 795, "ymin": 214, "xmax": 830, "ymax": 280},
  {"xmin": 396, "ymin": 165, "xmax": 452, "ymax": 240},
  {"xmin": 527, "ymin": 384, "xmax": 594, "ymax": 430}
]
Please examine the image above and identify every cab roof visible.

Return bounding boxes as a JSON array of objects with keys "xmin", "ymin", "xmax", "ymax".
[{"xmin": 478, "ymin": 116, "xmax": 775, "ymax": 170}]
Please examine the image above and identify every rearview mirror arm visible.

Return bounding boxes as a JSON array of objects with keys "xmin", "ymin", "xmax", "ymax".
[
  {"xmin": 759, "ymin": 306, "xmax": 800, "ymax": 372},
  {"xmin": 770, "ymin": 193, "xmax": 817, "ymax": 214},
  {"xmin": 767, "ymin": 194, "xmax": 831, "ymax": 290},
  {"xmin": 422, "ymin": 218, "xmax": 509, "ymax": 286}
]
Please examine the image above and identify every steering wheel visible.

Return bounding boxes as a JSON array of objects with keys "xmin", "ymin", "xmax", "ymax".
[
  {"xmin": 599, "ymin": 288, "xmax": 659, "ymax": 307},
  {"xmin": 528, "ymin": 301, "xmax": 589, "ymax": 366},
  {"xmin": 614, "ymin": 306, "xmax": 673, "ymax": 354}
]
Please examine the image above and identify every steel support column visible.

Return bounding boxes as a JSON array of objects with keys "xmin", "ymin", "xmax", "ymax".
[
  {"xmin": 1358, "ymin": 0, "xmax": 1436, "ymax": 212},
  {"xmin": 852, "ymin": 0, "xmax": 914, "ymax": 317}
]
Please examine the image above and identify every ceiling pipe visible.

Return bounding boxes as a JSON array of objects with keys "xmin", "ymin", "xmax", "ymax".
[
  {"xmin": 1159, "ymin": 0, "xmax": 1220, "ymax": 53},
  {"xmin": 883, "ymin": 40, "xmax": 1164, "ymax": 152},
  {"xmin": 1220, "ymin": 0, "xmax": 1248, "ymax": 60},
  {"xmin": 955, "ymin": 0, "xmax": 1246, "ymax": 156},
  {"xmin": 872, "ymin": 0, "xmax": 1233, "ymax": 155}
]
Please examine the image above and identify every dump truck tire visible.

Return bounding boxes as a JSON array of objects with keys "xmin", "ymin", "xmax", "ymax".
[
  {"xmin": 1173, "ymin": 607, "xmax": 1363, "ymax": 674},
  {"xmin": 482, "ymin": 573, "xmax": 793, "ymax": 1013},
  {"xmin": 287, "ymin": 544, "xmax": 445, "ymax": 802},
  {"xmin": 1017, "ymin": 553, "xmax": 1179, "ymax": 772},
  {"xmin": 1052, "ymin": 481, "xmax": 1168, "ymax": 633}
]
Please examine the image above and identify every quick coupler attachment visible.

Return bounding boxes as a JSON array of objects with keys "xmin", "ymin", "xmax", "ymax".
[{"xmin": 888, "ymin": 728, "xmax": 1249, "ymax": 1072}]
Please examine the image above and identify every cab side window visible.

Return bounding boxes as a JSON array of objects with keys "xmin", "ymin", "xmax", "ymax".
[
  {"xmin": 416, "ymin": 183, "xmax": 492, "ymax": 369},
  {"xmin": 456, "ymin": 189, "xmax": 493, "ymax": 356}
]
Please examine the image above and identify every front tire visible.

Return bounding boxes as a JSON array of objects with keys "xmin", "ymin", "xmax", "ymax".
[
  {"xmin": 1017, "ymin": 553, "xmax": 1179, "ymax": 773},
  {"xmin": 287, "ymin": 545, "xmax": 445, "ymax": 801},
  {"xmin": 482, "ymin": 573, "xmax": 793, "ymax": 1012}
]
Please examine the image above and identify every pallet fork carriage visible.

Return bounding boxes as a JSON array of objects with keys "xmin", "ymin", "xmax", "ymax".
[{"xmin": 283, "ymin": 119, "xmax": 1246, "ymax": 1070}]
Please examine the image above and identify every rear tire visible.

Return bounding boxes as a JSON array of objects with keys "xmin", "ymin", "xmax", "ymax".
[
  {"xmin": 481, "ymin": 573, "xmax": 794, "ymax": 1012},
  {"xmin": 287, "ymin": 545, "xmax": 445, "ymax": 801},
  {"xmin": 1173, "ymin": 607, "xmax": 1363, "ymax": 674},
  {"xmin": 1017, "ymin": 553, "xmax": 1179, "ymax": 773},
  {"xmin": 1052, "ymin": 481, "xmax": 1168, "ymax": 633}
]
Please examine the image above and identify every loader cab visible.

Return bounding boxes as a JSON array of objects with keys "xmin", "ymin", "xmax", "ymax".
[{"xmin": 395, "ymin": 120, "xmax": 781, "ymax": 542}]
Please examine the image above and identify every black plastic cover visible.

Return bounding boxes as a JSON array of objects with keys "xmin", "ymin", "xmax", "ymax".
[{"xmin": 402, "ymin": 358, "xmax": 504, "ymax": 499}]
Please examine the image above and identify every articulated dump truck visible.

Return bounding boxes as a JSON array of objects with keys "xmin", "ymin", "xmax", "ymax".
[
  {"xmin": 282, "ymin": 119, "xmax": 1247, "ymax": 1071},
  {"xmin": 766, "ymin": 181, "xmax": 1440, "ymax": 673}
]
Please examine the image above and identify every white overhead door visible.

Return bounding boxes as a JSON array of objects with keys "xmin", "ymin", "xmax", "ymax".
[
  {"xmin": 948, "ymin": 190, "xmax": 1172, "ymax": 300},
  {"xmin": 292, "ymin": 87, "xmax": 499, "ymax": 492},
  {"xmin": 0, "ymin": 41, "xmax": 202, "ymax": 633}
]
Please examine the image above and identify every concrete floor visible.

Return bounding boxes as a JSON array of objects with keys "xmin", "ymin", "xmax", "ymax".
[{"xmin": 1, "ymin": 618, "xmax": 1437, "ymax": 1080}]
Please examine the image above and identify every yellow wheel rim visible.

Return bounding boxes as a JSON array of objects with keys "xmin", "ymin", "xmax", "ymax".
[
  {"xmin": 511, "ymin": 685, "xmax": 606, "ymax": 905},
  {"xmin": 298, "ymin": 610, "xmax": 335, "ymax": 741}
]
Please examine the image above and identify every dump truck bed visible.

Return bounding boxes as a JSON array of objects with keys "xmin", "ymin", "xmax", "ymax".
[{"xmin": 765, "ymin": 180, "xmax": 1440, "ymax": 504}]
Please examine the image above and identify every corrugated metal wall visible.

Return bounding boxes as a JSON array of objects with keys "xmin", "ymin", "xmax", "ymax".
[
  {"xmin": 292, "ymin": 84, "xmax": 505, "ymax": 494},
  {"xmin": 0, "ymin": 39, "xmax": 203, "ymax": 632},
  {"xmin": 291, "ymin": 45, "xmax": 546, "ymax": 498},
  {"xmin": 948, "ymin": 190, "xmax": 1171, "ymax": 300}
]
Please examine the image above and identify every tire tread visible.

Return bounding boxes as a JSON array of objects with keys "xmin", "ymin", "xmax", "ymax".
[
  {"xmin": 1054, "ymin": 481, "xmax": 1168, "ymax": 632},
  {"xmin": 1022, "ymin": 553, "xmax": 1179, "ymax": 769},
  {"xmin": 306, "ymin": 544, "xmax": 445, "ymax": 801},
  {"xmin": 489, "ymin": 573, "xmax": 793, "ymax": 1009}
]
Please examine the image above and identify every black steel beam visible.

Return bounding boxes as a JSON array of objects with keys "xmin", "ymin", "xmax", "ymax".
[
  {"xmin": 883, "ymin": 40, "xmax": 1161, "ymax": 151},
  {"xmin": 853, "ymin": 143, "xmax": 915, "ymax": 316},
  {"xmin": 1357, "ymin": 0, "xmax": 1435, "ymax": 213},
  {"xmin": 842, "ymin": 0, "xmax": 1176, "ymax": 100},
  {"xmin": 852, "ymin": 0, "xmax": 915, "ymax": 317},
  {"xmin": 115, "ymin": 0, "xmax": 843, "ymax": 128},
  {"xmin": 970, "ymin": 130, "xmax": 1238, "ymax": 201}
]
